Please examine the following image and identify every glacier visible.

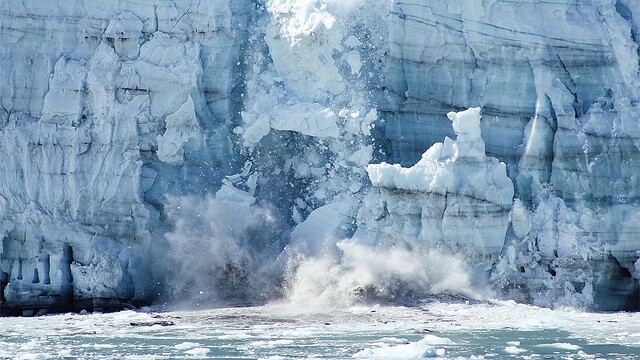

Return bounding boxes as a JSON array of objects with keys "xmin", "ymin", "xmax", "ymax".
[{"xmin": 0, "ymin": 0, "xmax": 638, "ymax": 315}]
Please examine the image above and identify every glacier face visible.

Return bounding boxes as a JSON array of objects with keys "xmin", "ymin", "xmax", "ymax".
[
  {"xmin": 0, "ymin": 0, "xmax": 638, "ymax": 314},
  {"xmin": 367, "ymin": 108, "xmax": 514, "ymax": 260},
  {"xmin": 381, "ymin": 0, "xmax": 639, "ymax": 309},
  {"xmin": 0, "ymin": 0, "xmax": 249, "ymax": 313}
]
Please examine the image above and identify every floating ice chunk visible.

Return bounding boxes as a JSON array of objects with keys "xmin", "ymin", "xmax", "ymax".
[
  {"xmin": 417, "ymin": 334, "xmax": 454, "ymax": 345},
  {"xmin": 576, "ymin": 350, "xmax": 596, "ymax": 359},
  {"xmin": 353, "ymin": 345, "xmax": 439, "ymax": 358},
  {"xmin": 174, "ymin": 342, "xmax": 202, "ymax": 350},
  {"xmin": 377, "ymin": 337, "xmax": 409, "ymax": 344},
  {"xmin": 184, "ymin": 347, "xmax": 209, "ymax": 357},
  {"xmin": 353, "ymin": 334, "xmax": 450, "ymax": 358},
  {"xmin": 14, "ymin": 353, "xmax": 56, "ymax": 360},
  {"xmin": 249, "ymin": 339, "xmax": 294, "ymax": 348},
  {"xmin": 537, "ymin": 342, "xmax": 581, "ymax": 350},
  {"xmin": 504, "ymin": 345, "xmax": 527, "ymax": 354}
]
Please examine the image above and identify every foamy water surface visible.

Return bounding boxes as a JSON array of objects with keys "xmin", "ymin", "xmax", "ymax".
[{"xmin": 1, "ymin": 300, "xmax": 638, "ymax": 359}]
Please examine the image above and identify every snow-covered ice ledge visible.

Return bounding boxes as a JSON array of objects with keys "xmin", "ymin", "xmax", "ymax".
[{"xmin": 366, "ymin": 108, "xmax": 514, "ymax": 264}]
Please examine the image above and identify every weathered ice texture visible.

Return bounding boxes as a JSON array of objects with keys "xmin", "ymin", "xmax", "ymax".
[
  {"xmin": 380, "ymin": 0, "xmax": 639, "ymax": 310},
  {"xmin": 0, "ymin": 0, "xmax": 248, "ymax": 314},
  {"xmin": 367, "ymin": 108, "xmax": 513, "ymax": 264},
  {"xmin": 0, "ymin": 0, "xmax": 638, "ymax": 314}
]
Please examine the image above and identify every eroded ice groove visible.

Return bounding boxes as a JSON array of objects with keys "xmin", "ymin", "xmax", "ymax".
[{"xmin": 1, "ymin": 0, "xmax": 639, "ymax": 313}]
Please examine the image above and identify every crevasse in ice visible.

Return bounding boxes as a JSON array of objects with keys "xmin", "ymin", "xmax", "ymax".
[{"xmin": 0, "ymin": 0, "xmax": 638, "ymax": 313}]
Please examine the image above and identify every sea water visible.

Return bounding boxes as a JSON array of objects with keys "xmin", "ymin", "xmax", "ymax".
[{"xmin": 1, "ymin": 300, "xmax": 638, "ymax": 359}]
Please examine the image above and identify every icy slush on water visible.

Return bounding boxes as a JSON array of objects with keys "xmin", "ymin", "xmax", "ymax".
[{"xmin": 1, "ymin": 300, "xmax": 638, "ymax": 359}]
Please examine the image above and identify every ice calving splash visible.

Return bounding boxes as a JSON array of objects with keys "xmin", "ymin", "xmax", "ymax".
[
  {"xmin": 161, "ymin": 184, "xmax": 284, "ymax": 307},
  {"xmin": 0, "ymin": 0, "xmax": 637, "ymax": 315},
  {"xmin": 160, "ymin": 1, "xmax": 491, "ymax": 306},
  {"xmin": 284, "ymin": 240, "xmax": 479, "ymax": 309},
  {"xmin": 162, "ymin": 109, "xmax": 497, "ymax": 308},
  {"xmin": 160, "ymin": 0, "xmax": 386, "ymax": 307},
  {"xmin": 161, "ymin": 188, "xmax": 481, "ymax": 309},
  {"xmin": 161, "ymin": 0, "xmax": 514, "ymax": 306}
]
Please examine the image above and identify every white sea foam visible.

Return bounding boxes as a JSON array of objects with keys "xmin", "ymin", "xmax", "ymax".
[
  {"xmin": 0, "ymin": 302, "xmax": 639, "ymax": 358},
  {"xmin": 284, "ymin": 239, "xmax": 479, "ymax": 309}
]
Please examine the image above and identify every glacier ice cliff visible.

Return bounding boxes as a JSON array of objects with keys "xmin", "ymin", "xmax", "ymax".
[
  {"xmin": 366, "ymin": 108, "xmax": 514, "ymax": 262},
  {"xmin": 0, "ymin": 0, "xmax": 638, "ymax": 314}
]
